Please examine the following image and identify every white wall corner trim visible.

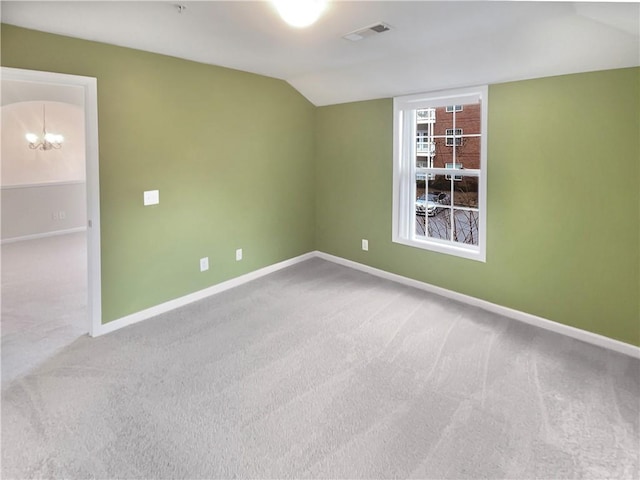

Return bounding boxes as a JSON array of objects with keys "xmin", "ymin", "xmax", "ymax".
[
  {"xmin": 93, "ymin": 252, "xmax": 317, "ymax": 337},
  {"xmin": 315, "ymin": 251, "xmax": 640, "ymax": 359}
]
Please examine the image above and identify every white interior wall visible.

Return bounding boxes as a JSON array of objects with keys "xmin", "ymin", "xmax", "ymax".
[
  {"xmin": 1, "ymin": 182, "xmax": 87, "ymax": 241},
  {"xmin": 2, "ymin": 101, "xmax": 85, "ymax": 185},
  {"xmin": 1, "ymin": 96, "xmax": 86, "ymax": 241}
]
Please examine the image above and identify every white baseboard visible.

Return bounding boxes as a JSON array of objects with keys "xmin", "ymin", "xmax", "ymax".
[
  {"xmin": 93, "ymin": 252, "xmax": 317, "ymax": 337},
  {"xmin": 94, "ymin": 248, "xmax": 639, "ymax": 359},
  {"xmin": 1, "ymin": 227, "xmax": 87, "ymax": 244},
  {"xmin": 315, "ymin": 251, "xmax": 640, "ymax": 359}
]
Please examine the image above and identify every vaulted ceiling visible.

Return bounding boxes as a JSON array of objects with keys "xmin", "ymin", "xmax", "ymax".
[{"xmin": 2, "ymin": 1, "xmax": 639, "ymax": 106}]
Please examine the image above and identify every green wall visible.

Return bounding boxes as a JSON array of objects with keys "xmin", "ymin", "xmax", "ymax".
[
  {"xmin": 315, "ymin": 68, "xmax": 640, "ymax": 347},
  {"xmin": 1, "ymin": 25, "xmax": 316, "ymax": 322},
  {"xmin": 3, "ymin": 25, "xmax": 638, "ymax": 346}
]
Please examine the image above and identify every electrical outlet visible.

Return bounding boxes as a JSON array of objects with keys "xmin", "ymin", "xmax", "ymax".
[
  {"xmin": 362, "ymin": 239, "xmax": 369, "ymax": 251},
  {"xmin": 143, "ymin": 190, "xmax": 160, "ymax": 206},
  {"xmin": 52, "ymin": 212, "xmax": 59, "ymax": 220},
  {"xmin": 236, "ymin": 248, "xmax": 243, "ymax": 261},
  {"xmin": 199, "ymin": 257, "xmax": 209, "ymax": 272},
  {"xmin": 59, "ymin": 210, "xmax": 66, "ymax": 220}
]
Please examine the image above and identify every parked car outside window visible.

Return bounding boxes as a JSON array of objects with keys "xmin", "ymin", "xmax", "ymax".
[{"xmin": 415, "ymin": 193, "xmax": 445, "ymax": 217}]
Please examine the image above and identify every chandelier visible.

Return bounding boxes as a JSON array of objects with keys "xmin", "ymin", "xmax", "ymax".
[{"xmin": 25, "ymin": 105, "xmax": 64, "ymax": 151}]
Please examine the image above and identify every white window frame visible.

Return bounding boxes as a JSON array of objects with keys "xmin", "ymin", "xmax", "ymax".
[{"xmin": 392, "ymin": 85, "xmax": 488, "ymax": 262}]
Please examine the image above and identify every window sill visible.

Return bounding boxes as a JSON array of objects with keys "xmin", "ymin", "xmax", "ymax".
[{"xmin": 392, "ymin": 235, "xmax": 486, "ymax": 262}]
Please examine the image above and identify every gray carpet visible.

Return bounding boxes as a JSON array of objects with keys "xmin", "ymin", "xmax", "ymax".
[
  {"xmin": 2, "ymin": 258, "xmax": 639, "ymax": 479},
  {"xmin": 1, "ymin": 232, "xmax": 87, "ymax": 385}
]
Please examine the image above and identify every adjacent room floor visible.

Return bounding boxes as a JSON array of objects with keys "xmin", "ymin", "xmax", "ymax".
[
  {"xmin": 1, "ymin": 232, "xmax": 87, "ymax": 387},
  {"xmin": 2, "ymin": 257, "xmax": 638, "ymax": 479}
]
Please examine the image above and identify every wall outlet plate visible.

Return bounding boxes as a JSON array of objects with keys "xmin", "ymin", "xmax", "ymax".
[
  {"xmin": 236, "ymin": 249, "xmax": 243, "ymax": 261},
  {"xmin": 143, "ymin": 190, "xmax": 159, "ymax": 206},
  {"xmin": 200, "ymin": 257, "xmax": 209, "ymax": 272},
  {"xmin": 362, "ymin": 239, "xmax": 369, "ymax": 251}
]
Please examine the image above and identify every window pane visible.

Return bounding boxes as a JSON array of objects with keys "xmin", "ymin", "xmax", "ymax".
[
  {"xmin": 428, "ymin": 174, "xmax": 452, "ymax": 204},
  {"xmin": 415, "ymin": 172, "xmax": 428, "ymax": 237},
  {"xmin": 416, "ymin": 130, "xmax": 435, "ymax": 159},
  {"xmin": 416, "ymin": 213, "xmax": 426, "ymax": 237},
  {"xmin": 455, "ymin": 103, "xmax": 481, "ymax": 135},
  {"xmin": 432, "ymin": 104, "xmax": 480, "ymax": 136},
  {"xmin": 415, "ymin": 173, "xmax": 426, "ymax": 220},
  {"xmin": 433, "ymin": 107, "xmax": 453, "ymax": 134},
  {"xmin": 416, "ymin": 174, "xmax": 456, "ymax": 240},
  {"xmin": 416, "ymin": 157, "xmax": 431, "ymax": 169},
  {"xmin": 427, "ymin": 207, "xmax": 451, "ymax": 241},
  {"xmin": 453, "ymin": 176, "xmax": 479, "ymax": 208},
  {"xmin": 456, "ymin": 136, "xmax": 480, "ymax": 169},
  {"xmin": 432, "ymin": 137, "xmax": 451, "ymax": 168},
  {"xmin": 424, "ymin": 175, "xmax": 452, "ymax": 241},
  {"xmin": 453, "ymin": 210, "xmax": 479, "ymax": 246}
]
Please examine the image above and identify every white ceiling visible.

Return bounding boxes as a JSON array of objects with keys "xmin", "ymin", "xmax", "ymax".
[
  {"xmin": 2, "ymin": 1, "xmax": 639, "ymax": 106},
  {"xmin": 1, "ymin": 79, "xmax": 85, "ymax": 106}
]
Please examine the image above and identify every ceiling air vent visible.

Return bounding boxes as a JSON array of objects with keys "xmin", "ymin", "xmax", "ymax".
[{"xmin": 343, "ymin": 23, "xmax": 392, "ymax": 42}]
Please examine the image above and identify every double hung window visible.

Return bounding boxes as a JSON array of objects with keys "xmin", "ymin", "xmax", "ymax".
[{"xmin": 392, "ymin": 86, "xmax": 488, "ymax": 261}]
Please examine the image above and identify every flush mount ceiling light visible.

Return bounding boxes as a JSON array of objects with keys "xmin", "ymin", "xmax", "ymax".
[
  {"xmin": 272, "ymin": 0, "xmax": 327, "ymax": 28},
  {"xmin": 25, "ymin": 104, "xmax": 64, "ymax": 151}
]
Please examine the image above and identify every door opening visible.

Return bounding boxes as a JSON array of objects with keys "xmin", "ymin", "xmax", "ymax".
[{"xmin": 1, "ymin": 67, "xmax": 101, "ymax": 336}]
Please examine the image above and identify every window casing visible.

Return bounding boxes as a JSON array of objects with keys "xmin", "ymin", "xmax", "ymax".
[{"xmin": 392, "ymin": 86, "xmax": 488, "ymax": 262}]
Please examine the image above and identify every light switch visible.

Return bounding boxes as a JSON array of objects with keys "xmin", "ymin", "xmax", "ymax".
[{"xmin": 143, "ymin": 190, "xmax": 159, "ymax": 206}]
